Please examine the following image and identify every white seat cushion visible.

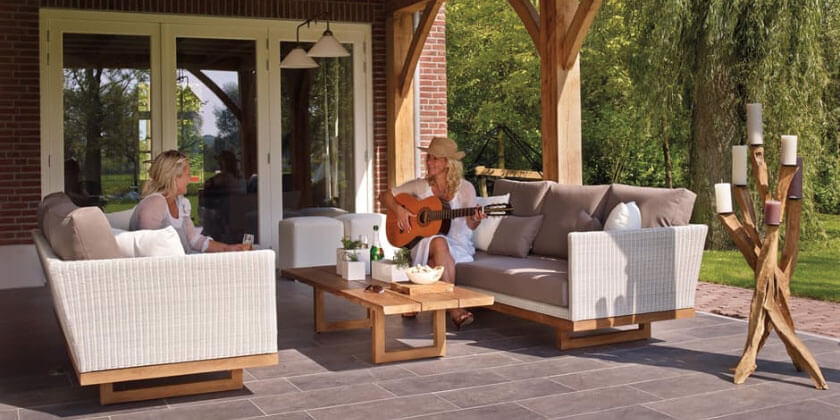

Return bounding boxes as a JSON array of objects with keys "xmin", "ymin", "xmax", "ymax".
[{"xmin": 278, "ymin": 216, "xmax": 344, "ymax": 270}]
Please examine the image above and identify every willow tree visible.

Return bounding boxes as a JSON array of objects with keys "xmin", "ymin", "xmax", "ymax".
[{"xmin": 630, "ymin": 0, "xmax": 830, "ymax": 248}]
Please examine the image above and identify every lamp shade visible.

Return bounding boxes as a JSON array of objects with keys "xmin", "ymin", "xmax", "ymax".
[
  {"xmin": 307, "ymin": 30, "xmax": 350, "ymax": 58},
  {"xmin": 280, "ymin": 46, "xmax": 319, "ymax": 69}
]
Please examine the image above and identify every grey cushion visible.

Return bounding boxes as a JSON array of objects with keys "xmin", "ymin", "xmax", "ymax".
[
  {"xmin": 457, "ymin": 252, "xmax": 568, "ymax": 307},
  {"xmin": 492, "ymin": 179, "xmax": 551, "ymax": 217},
  {"xmin": 487, "ymin": 215, "xmax": 543, "ymax": 258},
  {"xmin": 532, "ymin": 184, "xmax": 609, "ymax": 258},
  {"xmin": 604, "ymin": 184, "xmax": 696, "ymax": 228},
  {"xmin": 38, "ymin": 192, "xmax": 123, "ymax": 261}
]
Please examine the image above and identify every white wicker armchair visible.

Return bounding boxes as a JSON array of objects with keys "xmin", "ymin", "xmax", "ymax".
[{"xmin": 32, "ymin": 231, "xmax": 278, "ymax": 405}]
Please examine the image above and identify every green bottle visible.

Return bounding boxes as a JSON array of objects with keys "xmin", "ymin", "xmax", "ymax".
[{"xmin": 371, "ymin": 225, "xmax": 384, "ymax": 262}]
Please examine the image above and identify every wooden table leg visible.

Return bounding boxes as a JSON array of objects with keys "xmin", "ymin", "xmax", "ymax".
[
  {"xmin": 313, "ymin": 288, "xmax": 371, "ymax": 332},
  {"xmin": 371, "ymin": 309, "xmax": 447, "ymax": 364}
]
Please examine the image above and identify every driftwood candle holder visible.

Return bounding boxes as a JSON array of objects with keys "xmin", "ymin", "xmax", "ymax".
[{"xmin": 717, "ymin": 145, "xmax": 827, "ymax": 389}]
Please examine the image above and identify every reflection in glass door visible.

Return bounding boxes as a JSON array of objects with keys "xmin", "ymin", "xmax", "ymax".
[
  {"xmin": 281, "ymin": 42, "xmax": 355, "ymax": 218},
  {"xmin": 175, "ymin": 38, "xmax": 258, "ymax": 243},
  {"xmin": 62, "ymin": 33, "xmax": 151, "ymax": 213}
]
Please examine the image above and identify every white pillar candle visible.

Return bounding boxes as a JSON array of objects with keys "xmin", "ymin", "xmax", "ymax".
[
  {"xmin": 732, "ymin": 145, "xmax": 748, "ymax": 186},
  {"xmin": 747, "ymin": 103, "xmax": 763, "ymax": 145},
  {"xmin": 781, "ymin": 135, "xmax": 797, "ymax": 166},
  {"xmin": 715, "ymin": 183, "xmax": 733, "ymax": 214}
]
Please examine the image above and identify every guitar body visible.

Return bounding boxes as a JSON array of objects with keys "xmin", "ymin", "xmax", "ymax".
[{"xmin": 386, "ymin": 194, "xmax": 451, "ymax": 248}]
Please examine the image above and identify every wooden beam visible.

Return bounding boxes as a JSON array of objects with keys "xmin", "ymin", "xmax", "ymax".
[
  {"xmin": 398, "ymin": 0, "xmax": 444, "ymax": 96},
  {"xmin": 561, "ymin": 0, "xmax": 602, "ymax": 69},
  {"xmin": 507, "ymin": 0, "xmax": 541, "ymax": 52},
  {"xmin": 474, "ymin": 165, "xmax": 542, "ymax": 180},
  {"xmin": 387, "ymin": 0, "xmax": 431, "ymax": 14},
  {"xmin": 187, "ymin": 67, "xmax": 242, "ymax": 122},
  {"xmin": 386, "ymin": 12, "xmax": 418, "ymax": 188}
]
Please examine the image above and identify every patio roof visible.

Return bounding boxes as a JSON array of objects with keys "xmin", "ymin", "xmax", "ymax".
[
  {"xmin": 0, "ymin": 280, "xmax": 837, "ymax": 418},
  {"xmin": 386, "ymin": 0, "xmax": 602, "ymax": 187}
]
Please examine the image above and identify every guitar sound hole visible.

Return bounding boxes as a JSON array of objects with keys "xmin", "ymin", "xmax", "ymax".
[{"xmin": 418, "ymin": 209, "xmax": 429, "ymax": 226}]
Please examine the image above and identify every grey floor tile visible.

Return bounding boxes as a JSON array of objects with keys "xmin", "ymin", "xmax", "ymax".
[
  {"xmin": 630, "ymin": 371, "xmax": 762, "ymax": 399},
  {"xmin": 654, "ymin": 314, "xmax": 732, "ymax": 331},
  {"xmin": 18, "ymin": 399, "xmax": 167, "ymax": 420},
  {"xmin": 518, "ymin": 385, "xmax": 660, "ymax": 418},
  {"xmin": 289, "ymin": 366, "xmax": 414, "ymax": 391},
  {"xmin": 550, "ymin": 364, "xmax": 686, "ymax": 391},
  {"xmin": 680, "ymin": 322, "xmax": 747, "ymax": 339},
  {"xmin": 490, "ymin": 357, "xmax": 610, "ymax": 381},
  {"xmin": 400, "ymin": 353, "xmax": 520, "ymax": 376},
  {"xmin": 0, "ymin": 410, "xmax": 18, "ymax": 420},
  {"xmin": 251, "ymin": 383, "xmax": 392, "ymax": 415},
  {"xmin": 558, "ymin": 405, "xmax": 676, "ymax": 420},
  {"xmin": 407, "ymin": 402, "xmax": 545, "ymax": 420},
  {"xmin": 377, "ymin": 370, "xmax": 509, "ymax": 396},
  {"xmin": 819, "ymin": 393, "xmax": 840, "ymax": 407},
  {"xmin": 438, "ymin": 378, "xmax": 573, "ymax": 408},
  {"xmin": 644, "ymin": 381, "xmax": 827, "ymax": 420},
  {"xmin": 306, "ymin": 394, "xmax": 457, "ymax": 420},
  {"xmin": 247, "ymin": 357, "xmax": 329, "ymax": 380},
  {"xmin": 262, "ymin": 412, "xmax": 314, "ymax": 420},
  {"xmin": 712, "ymin": 399, "xmax": 840, "ymax": 420},
  {"xmin": 112, "ymin": 400, "xmax": 262, "ymax": 420}
]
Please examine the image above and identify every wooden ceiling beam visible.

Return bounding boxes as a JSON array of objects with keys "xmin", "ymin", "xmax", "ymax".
[
  {"xmin": 387, "ymin": 0, "xmax": 431, "ymax": 14},
  {"xmin": 397, "ymin": 0, "xmax": 444, "ymax": 97},
  {"xmin": 560, "ymin": 0, "xmax": 602, "ymax": 69},
  {"xmin": 507, "ymin": 0, "xmax": 540, "ymax": 53}
]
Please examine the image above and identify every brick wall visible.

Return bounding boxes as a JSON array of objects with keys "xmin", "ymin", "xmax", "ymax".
[
  {"xmin": 0, "ymin": 0, "xmax": 40, "ymax": 246},
  {"xmin": 0, "ymin": 0, "xmax": 446, "ymax": 244}
]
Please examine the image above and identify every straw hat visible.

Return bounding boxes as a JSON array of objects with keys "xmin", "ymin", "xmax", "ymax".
[{"xmin": 418, "ymin": 137, "xmax": 465, "ymax": 160}]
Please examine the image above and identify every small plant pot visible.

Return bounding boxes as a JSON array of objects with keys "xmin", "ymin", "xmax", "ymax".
[
  {"xmin": 336, "ymin": 248, "xmax": 371, "ymax": 275},
  {"xmin": 372, "ymin": 259, "xmax": 409, "ymax": 283},
  {"xmin": 338, "ymin": 260, "xmax": 366, "ymax": 280}
]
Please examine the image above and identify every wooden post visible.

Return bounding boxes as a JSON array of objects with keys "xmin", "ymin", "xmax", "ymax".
[
  {"xmin": 722, "ymin": 154, "xmax": 827, "ymax": 390},
  {"xmin": 386, "ymin": 11, "xmax": 417, "ymax": 188}
]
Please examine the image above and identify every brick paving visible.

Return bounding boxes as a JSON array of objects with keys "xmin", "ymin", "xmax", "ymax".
[{"xmin": 696, "ymin": 281, "xmax": 840, "ymax": 339}]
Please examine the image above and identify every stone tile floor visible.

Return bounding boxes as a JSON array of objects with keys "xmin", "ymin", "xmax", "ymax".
[{"xmin": 0, "ymin": 278, "xmax": 837, "ymax": 419}]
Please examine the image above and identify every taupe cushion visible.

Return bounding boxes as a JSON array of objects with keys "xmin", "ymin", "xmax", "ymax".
[
  {"xmin": 38, "ymin": 192, "xmax": 123, "ymax": 261},
  {"xmin": 487, "ymin": 215, "xmax": 543, "ymax": 258},
  {"xmin": 575, "ymin": 209, "xmax": 603, "ymax": 232},
  {"xmin": 605, "ymin": 184, "xmax": 696, "ymax": 228},
  {"xmin": 532, "ymin": 184, "xmax": 609, "ymax": 258},
  {"xmin": 492, "ymin": 179, "xmax": 550, "ymax": 217},
  {"xmin": 457, "ymin": 252, "xmax": 568, "ymax": 307}
]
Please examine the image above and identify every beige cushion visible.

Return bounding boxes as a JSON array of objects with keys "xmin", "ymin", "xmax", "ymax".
[
  {"xmin": 456, "ymin": 252, "xmax": 569, "ymax": 307},
  {"xmin": 38, "ymin": 192, "xmax": 123, "ymax": 261},
  {"xmin": 604, "ymin": 184, "xmax": 696, "ymax": 228},
  {"xmin": 487, "ymin": 215, "xmax": 543, "ymax": 258},
  {"xmin": 532, "ymin": 184, "xmax": 610, "ymax": 258},
  {"xmin": 492, "ymin": 179, "xmax": 550, "ymax": 217}
]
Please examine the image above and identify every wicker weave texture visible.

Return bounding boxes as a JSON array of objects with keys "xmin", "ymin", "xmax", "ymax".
[
  {"xmin": 34, "ymin": 233, "xmax": 278, "ymax": 373},
  {"xmin": 567, "ymin": 225, "xmax": 707, "ymax": 321}
]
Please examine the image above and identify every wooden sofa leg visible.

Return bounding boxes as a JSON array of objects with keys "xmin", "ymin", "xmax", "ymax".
[
  {"xmin": 99, "ymin": 369, "xmax": 243, "ymax": 405},
  {"xmin": 556, "ymin": 323, "xmax": 652, "ymax": 350}
]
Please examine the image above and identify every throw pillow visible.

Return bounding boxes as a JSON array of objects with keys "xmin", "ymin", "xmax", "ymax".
[
  {"xmin": 487, "ymin": 215, "xmax": 544, "ymax": 258},
  {"xmin": 38, "ymin": 192, "xmax": 124, "ymax": 260},
  {"xmin": 575, "ymin": 209, "xmax": 603, "ymax": 232},
  {"xmin": 604, "ymin": 201, "xmax": 642, "ymax": 231},
  {"xmin": 604, "ymin": 184, "xmax": 696, "ymax": 228},
  {"xmin": 531, "ymin": 184, "xmax": 610, "ymax": 259},
  {"xmin": 112, "ymin": 226, "xmax": 186, "ymax": 257},
  {"xmin": 492, "ymin": 179, "xmax": 551, "ymax": 217},
  {"xmin": 472, "ymin": 193, "xmax": 511, "ymax": 251},
  {"xmin": 105, "ymin": 208, "xmax": 135, "ymax": 230}
]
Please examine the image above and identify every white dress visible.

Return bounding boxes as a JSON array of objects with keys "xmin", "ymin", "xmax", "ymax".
[
  {"xmin": 391, "ymin": 178, "xmax": 477, "ymax": 265},
  {"xmin": 129, "ymin": 193, "xmax": 211, "ymax": 253}
]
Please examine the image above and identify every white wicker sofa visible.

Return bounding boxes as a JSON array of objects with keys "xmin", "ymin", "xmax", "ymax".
[
  {"xmin": 456, "ymin": 180, "xmax": 708, "ymax": 350},
  {"xmin": 33, "ymin": 193, "xmax": 278, "ymax": 404}
]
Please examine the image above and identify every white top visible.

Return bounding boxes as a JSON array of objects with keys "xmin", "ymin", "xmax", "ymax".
[
  {"xmin": 391, "ymin": 178, "xmax": 477, "ymax": 265},
  {"xmin": 129, "ymin": 193, "xmax": 211, "ymax": 253}
]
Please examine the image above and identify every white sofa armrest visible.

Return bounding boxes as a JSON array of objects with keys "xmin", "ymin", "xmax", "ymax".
[
  {"xmin": 36, "ymin": 233, "xmax": 277, "ymax": 373},
  {"xmin": 567, "ymin": 224, "xmax": 707, "ymax": 321}
]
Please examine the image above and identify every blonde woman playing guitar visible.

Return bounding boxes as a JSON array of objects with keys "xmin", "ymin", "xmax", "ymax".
[{"xmin": 378, "ymin": 137, "xmax": 486, "ymax": 329}]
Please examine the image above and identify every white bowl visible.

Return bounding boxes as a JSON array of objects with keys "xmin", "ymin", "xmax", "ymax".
[{"xmin": 405, "ymin": 265, "xmax": 444, "ymax": 285}]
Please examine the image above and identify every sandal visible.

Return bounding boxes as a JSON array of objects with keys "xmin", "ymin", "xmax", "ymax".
[{"xmin": 451, "ymin": 310, "xmax": 474, "ymax": 330}]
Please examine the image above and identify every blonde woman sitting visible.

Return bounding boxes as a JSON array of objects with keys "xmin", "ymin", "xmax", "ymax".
[
  {"xmin": 130, "ymin": 150, "xmax": 250, "ymax": 253},
  {"xmin": 379, "ymin": 137, "xmax": 486, "ymax": 328}
]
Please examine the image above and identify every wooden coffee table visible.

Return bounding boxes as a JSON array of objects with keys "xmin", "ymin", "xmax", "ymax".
[{"xmin": 281, "ymin": 265, "xmax": 494, "ymax": 364}]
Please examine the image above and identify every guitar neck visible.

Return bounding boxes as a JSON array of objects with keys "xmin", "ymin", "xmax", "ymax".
[{"xmin": 428, "ymin": 206, "xmax": 479, "ymax": 221}]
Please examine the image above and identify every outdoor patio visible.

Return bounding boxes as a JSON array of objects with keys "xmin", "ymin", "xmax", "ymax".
[{"xmin": 1, "ymin": 277, "xmax": 837, "ymax": 420}]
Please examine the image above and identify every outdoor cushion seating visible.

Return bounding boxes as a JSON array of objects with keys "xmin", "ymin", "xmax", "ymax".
[
  {"xmin": 278, "ymin": 216, "xmax": 344, "ymax": 270},
  {"xmin": 456, "ymin": 180, "xmax": 707, "ymax": 350},
  {"xmin": 32, "ymin": 193, "xmax": 278, "ymax": 404}
]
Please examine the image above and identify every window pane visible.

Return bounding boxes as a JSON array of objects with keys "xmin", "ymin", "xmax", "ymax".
[
  {"xmin": 63, "ymin": 34, "xmax": 151, "ymax": 212},
  {"xmin": 176, "ymin": 38, "xmax": 258, "ymax": 243},
  {"xmin": 281, "ymin": 42, "xmax": 355, "ymax": 218}
]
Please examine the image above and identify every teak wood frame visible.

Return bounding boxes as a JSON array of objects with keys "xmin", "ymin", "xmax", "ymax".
[
  {"xmin": 386, "ymin": 0, "xmax": 602, "ymax": 187},
  {"xmin": 489, "ymin": 303, "xmax": 694, "ymax": 350},
  {"xmin": 718, "ymin": 145, "xmax": 828, "ymax": 389}
]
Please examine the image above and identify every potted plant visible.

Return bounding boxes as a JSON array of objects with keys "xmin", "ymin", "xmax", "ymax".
[
  {"xmin": 336, "ymin": 237, "xmax": 371, "ymax": 275},
  {"xmin": 338, "ymin": 252, "xmax": 366, "ymax": 281},
  {"xmin": 371, "ymin": 248, "xmax": 411, "ymax": 282}
]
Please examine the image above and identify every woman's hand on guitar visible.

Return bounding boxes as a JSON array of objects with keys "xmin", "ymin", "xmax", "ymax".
[
  {"xmin": 396, "ymin": 205, "xmax": 416, "ymax": 232},
  {"xmin": 471, "ymin": 206, "xmax": 487, "ymax": 223}
]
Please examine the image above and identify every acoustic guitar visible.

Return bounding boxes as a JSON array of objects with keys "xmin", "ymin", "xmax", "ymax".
[{"xmin": 385, "ymin": 194, "xmax": 513, "ymax": 248}]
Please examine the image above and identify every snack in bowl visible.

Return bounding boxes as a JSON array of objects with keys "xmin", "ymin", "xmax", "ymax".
[{"xmin": 405, "ymin": 265, "xmax": 444, "ymax": 285}]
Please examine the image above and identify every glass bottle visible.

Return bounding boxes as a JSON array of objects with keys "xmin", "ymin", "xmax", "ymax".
[{"xmin": 370, "ymin": 225, "xmax": 384, "ymax": 262}]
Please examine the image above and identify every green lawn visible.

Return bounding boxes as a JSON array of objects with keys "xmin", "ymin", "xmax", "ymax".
[{"xmin": 700, "ymin": 213, "xmax": 840, "ymax": 302}]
